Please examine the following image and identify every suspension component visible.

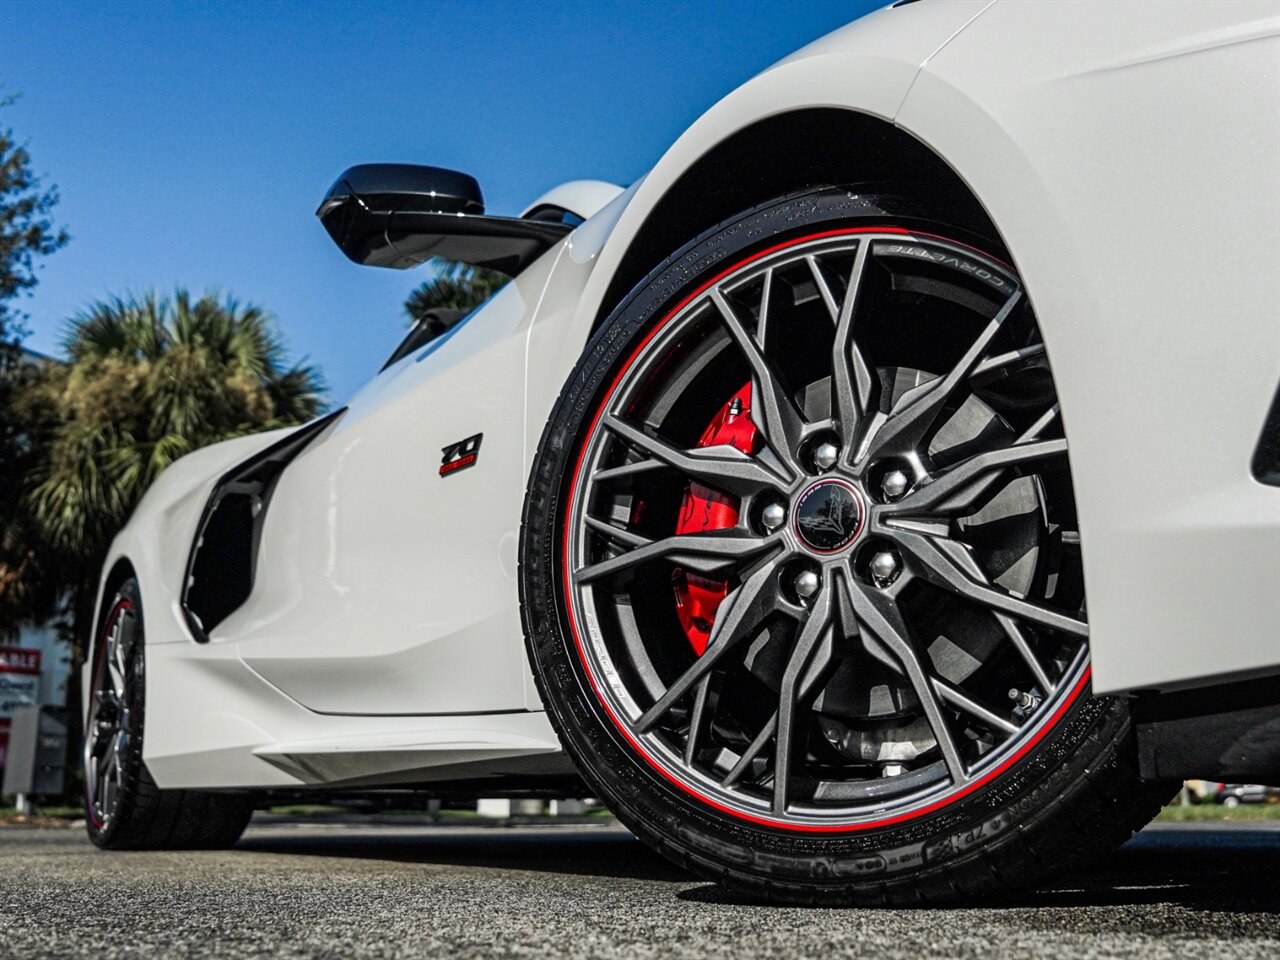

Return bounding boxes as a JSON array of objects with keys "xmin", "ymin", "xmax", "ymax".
[{"xmin": 1008, "ymin": 687, "xmax": 1043, "ymax": 720}]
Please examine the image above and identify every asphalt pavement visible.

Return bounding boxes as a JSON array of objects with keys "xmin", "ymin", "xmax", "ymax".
[{"xmin": 1, "ymin": 818, "xmax": 1277, "ymax": 959}]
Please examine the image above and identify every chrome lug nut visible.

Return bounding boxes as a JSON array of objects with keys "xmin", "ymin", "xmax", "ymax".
[
  {"xmin": 882, "ymin": 763, "xmax": 906, "ymax": 778},
  {"xmin": 881, "ymin": 469, "xmax": 910, "ymax": 501},
  {"xmin": 870, "ymin": 550, "xmax": 900, "ymax": 587},
  {"xmin": 794, "ymin": 570, "xmax": 821, "ymax": 599},
  {"xmin": 813, "ymin": 442, "xmax": 839, "ymax": 472},
  {"xmin": 761, "ymin": 502, "xmax": 786, "ymax": 531}
]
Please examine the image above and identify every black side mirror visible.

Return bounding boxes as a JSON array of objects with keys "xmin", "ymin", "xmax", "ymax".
[{"xmin": 317, "ymin": 163, "xmax": 571, "ymax": 276}]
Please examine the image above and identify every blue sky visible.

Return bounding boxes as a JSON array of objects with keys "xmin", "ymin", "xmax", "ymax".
[{"xmin": 3, "ymin": 0, "xmax": 883, "ymax": 402}]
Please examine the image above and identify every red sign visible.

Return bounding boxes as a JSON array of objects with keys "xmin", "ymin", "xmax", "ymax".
[
  {"xmin": 0, "ymin": 647, "xmax": 41, "ymax": 768},
  {"xmin": 0, "ymin": 647, "xmax": 41, "ymax": 675}
]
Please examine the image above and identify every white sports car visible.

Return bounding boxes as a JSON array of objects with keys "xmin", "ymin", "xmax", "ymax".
[{"xmin": 83, "ymin": 1, "xmax": 1279, "ymax": 904}]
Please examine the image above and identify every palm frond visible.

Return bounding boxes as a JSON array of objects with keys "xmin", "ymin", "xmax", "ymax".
[{"xmin": 27, "ymin": 288, "xmax": 326, "ymax": 564}]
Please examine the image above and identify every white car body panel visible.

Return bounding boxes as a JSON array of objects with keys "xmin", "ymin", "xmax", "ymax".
[
  {"xmin": 91, "ymin": 0, "xmax": 1280, "ymax": 790},
  {"xmin": 897, "ymin": 0, "xmax": 1280, "ymax": 692},
  {"xmin": 144, "ymin": 630, "xmax": 568, "ymax": 788},
  {"xmin": 520, "ymin": 179, "xmax": 624, "ymax": 220},
  {"xmin": 224, "ymin": 243, "xmax": 565, "ymax": 718},
  {"xmin": 133, "ymin": 245, "xmax": 575, "ymax": 786}
]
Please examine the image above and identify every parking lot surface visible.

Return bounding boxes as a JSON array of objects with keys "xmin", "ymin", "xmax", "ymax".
[{"xmin": 1, "ymin": 819, "xmax": 1277, "ymax": 959}]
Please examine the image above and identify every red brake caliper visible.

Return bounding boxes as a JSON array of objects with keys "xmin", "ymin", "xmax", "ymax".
[{"xmin": 672, "ymin": 382, "xmax": 760, "ymax": 655}]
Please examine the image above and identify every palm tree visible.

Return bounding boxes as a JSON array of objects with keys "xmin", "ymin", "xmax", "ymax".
[
  {"xmin": 403, "ymin": 261, "xmax": 506, "ymax": 324},
  {"xmin": 0, "ymin": 353, "xmax": 60, "ymax": 638},
  {"xmin": 27, "ymin": 290, "xmax": 324, "ymax": 573}
]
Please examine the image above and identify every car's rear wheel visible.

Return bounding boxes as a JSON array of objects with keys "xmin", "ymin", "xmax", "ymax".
[
  {"xmin": 85, "ymin": 578, "xmax": 255, "ymax": 850},
  {"xmin": 521, "ymin": 188, "xmax": 1173, "ymax": 904}
]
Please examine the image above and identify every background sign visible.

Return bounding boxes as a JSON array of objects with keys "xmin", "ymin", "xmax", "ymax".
[{"xmin": 0, "ymin": 647, "xmax": 42, "ymax": 768}]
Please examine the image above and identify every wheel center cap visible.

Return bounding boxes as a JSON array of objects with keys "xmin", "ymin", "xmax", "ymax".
[{"xmin": 793, "ymin": 479, "xmax": 864, "ymax": 554}]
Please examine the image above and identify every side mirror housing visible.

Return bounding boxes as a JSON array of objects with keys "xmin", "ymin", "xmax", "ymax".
[{"xmin": 317, "ymin": 164, "xmax": 571, "ymax": 276}]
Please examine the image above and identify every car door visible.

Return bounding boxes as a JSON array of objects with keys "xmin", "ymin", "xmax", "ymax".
[{"xmin": 213, "ymin": 246, "xmax": 565, "ymax": 715}]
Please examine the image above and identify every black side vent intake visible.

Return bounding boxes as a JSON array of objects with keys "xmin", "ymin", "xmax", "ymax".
[
  {"xmin": 1253, "ymin": 383, "xmax": 1280, "ymax": 487},
  {"xmin": 181, "ymin": 409, "xmax": 346, "ymax": 642}
]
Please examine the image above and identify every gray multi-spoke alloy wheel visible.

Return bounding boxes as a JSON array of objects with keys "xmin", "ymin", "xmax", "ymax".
[
  {"xmin": 521, "ymin": 189, "xmax": 1174, "ymax": 905},
  {"xmin": 85, "ymin": 578, "xmax": 255, "ymax": 850},
  {"xmin": 84, "ymin": 592, "xmax": 138, "ymax": 831}
]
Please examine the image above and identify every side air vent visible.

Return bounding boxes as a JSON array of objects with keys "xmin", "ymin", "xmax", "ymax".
[{"xmin": 181, "ymin": 409, "xmax": 346, "ymax": 642}]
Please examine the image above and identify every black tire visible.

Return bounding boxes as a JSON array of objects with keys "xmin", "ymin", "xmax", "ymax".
[
  {"xmin": 85, "ymin": 578, "xmax": 255, "ymax": 850},
  {"xmin": 520, "ymin": 188, "xmax": 1174, "ymax": 905}
]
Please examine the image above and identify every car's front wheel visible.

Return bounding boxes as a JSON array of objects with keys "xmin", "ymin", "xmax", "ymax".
[
  {"xmin": 521, "ymin": 188, "xmax": 1173, "ymax": 904},
  {"xmin": 85, "ymin": 578, "xmax": 255, "ymax": 850}
]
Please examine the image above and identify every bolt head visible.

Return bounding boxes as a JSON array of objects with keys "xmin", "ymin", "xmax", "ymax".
[
  {"xmin": 881, "ymin": 469, "xmax": 910, "ymax": 501},
  {"xmin": 813, "ymin": 442, "xmax": 839, "ymax": 471},
  {"xmin": 882, "ymin": 763, "xmax": 906, "ymax": 778},
  {"xmin": 761, "ymin": 502, "xmax": 786, "ymax": 531},
  {"xmin": 870, "ymin": 550, "xmax": 899, "ymax": 586},
  {"xmin": 794, "ymin": 569, "xmax": 821, "ymax": 598}
]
